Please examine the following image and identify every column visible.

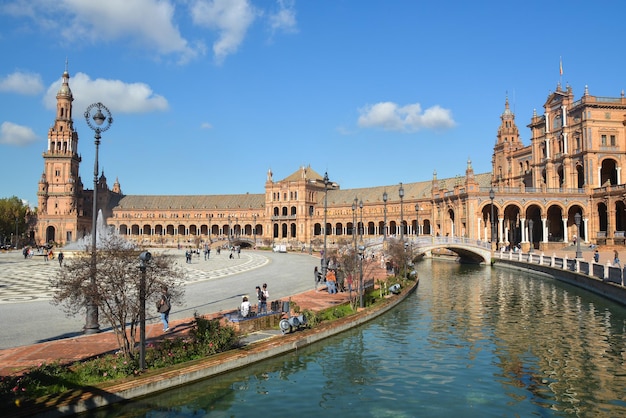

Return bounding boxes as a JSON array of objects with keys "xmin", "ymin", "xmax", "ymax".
[
  {"xmin": 618, "ymin": 167, "xmax": 622, "ymax": 185},
  {"xmin": 498, "ymin": 218, "xmax": 504, "ymax": 244},
  {"xmin": 583, "ymin": 218, "xmax": 589, "ymax": 243},
  {"xmin": 563, "ymin": 132, "xmax": 568, "ymax": 154},
  {"xmin": 562, "ymin": 218, "xmax": 569, "ymax": 243},
  {"xmin": 520, "ymin": 218, "xmax": 526, "ymax": 242},
  {"xmin": 542, "ymin": 218, "xmax": 548, "ymax": 243},
  {"xmin": 477, "ymin": 217, "xmax": 482, "ymax": 241},
  {"xmin": 598, "ymin": 167, "xmax": 602, "ymax": 187}
]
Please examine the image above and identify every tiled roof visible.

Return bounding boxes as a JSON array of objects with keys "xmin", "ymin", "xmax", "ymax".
[
  {"xmin": 323, "ymin": 180, "xmax": 432, "ymax": 206},
  {"xmin": 109, "ymin": 171, "xmax": 492, "ymax": 211},
  {"xmin": 112, "ymin": 194, "xmax": 265, "ymax": 211},
  {"xmin": 281, "ymin": 165, "xmax": 325, "ymax": 182}
]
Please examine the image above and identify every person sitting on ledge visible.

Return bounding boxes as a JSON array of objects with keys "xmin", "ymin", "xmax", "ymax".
[{"xmin": 240, "ymin": 295, "xmax": 250, "ymax": 318}]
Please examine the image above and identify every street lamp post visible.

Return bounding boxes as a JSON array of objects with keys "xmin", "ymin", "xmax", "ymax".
[
  {"xmin": 352, "ymin": 198, "xmax": 357, "ymax": 302},
  {"xmin": 359, "ymin": 200, "xmax": 364, "ymax": 308},
  {"xmin": 399, "ymin": 183, "xmax": 405, "ymax": 241},
  {"xmin": 253, "ymin": 214, "xmax": 257, "ymax": 246},
  {"xmin": 352, "ymin": 197, "xmax": 357, "ymax": 274},
  {"xmin": 358, "ymin": 244, "xmax": 365, "ymax": 308},
  {"xmin": 208, "ymin": 214, "xmax": 212, "ymax": 243},
  {"xmin": 575, "ymin": 213, "xmax": 582, "ymax": 259},
  {"xmin": 138, "ymin": 251, "xmax": 152, "ymax": 369},
  {"xmin": 415, "ymin": 204, "xmax": 421, "ymax": 237},
  {"xmin": 322, "ymin": 172, "xmax": 330, "ymax": 280},
  {"xmin": 228, "ymin": 215, "xmax": 232, "ymax": 246},
  {"xmin": 308, "ymin": 206, "xmax": 313, "ymax": 255},
  {"xmin": 383, "ymin": 191, "xmax": 388, "ymax": 242},
  {"xmin": 84, "ymin": 102, "xmax": 113, "ymax": 334},
  {"xmin": 528, "ymin": 219, "xmax": 534, "ymax": 253},
  {"xmin": 359, "ymin": 199, "xmax": 364, "ymax": 238},
  {"xmin": 489, "ymin": 188, "xmax": 495, "ymax": 251}
]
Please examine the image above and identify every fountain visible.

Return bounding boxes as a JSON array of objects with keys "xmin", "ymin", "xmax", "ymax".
[{"xmin": 63, "ymin": 210, "xmax": 134, "ymax": 250}]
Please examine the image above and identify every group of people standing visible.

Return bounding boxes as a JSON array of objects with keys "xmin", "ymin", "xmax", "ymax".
[
  {"xmin": 240, "ymin": 283, "xmax": 269, "ymax": 318},
  {"xmin": 21, "ymin": 246, "xmax": 64, "ymax": 266},
  {"xmin": 314, "ymin": 266, "xmax": 353, "ymax": 294}
]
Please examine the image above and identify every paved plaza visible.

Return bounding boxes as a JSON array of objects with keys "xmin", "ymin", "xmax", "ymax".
[
  {"xmin": 0, "ymin": 248, "xmax": 318, "ymax": 350},
  {"xmin": 0, "ymin": 248, "xmax": 268, "ymax": 304},
  {"xmin": 0, "ymin": 247, "xmax": 364, "ymax": 376}
]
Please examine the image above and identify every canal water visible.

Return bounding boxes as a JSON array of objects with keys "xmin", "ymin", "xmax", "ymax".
[{"xmin": 93, "ymin": 260, "xmax": 626, "ymax": 417}]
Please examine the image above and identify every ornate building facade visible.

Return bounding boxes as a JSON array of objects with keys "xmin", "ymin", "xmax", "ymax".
[{"xmin": 35, "ymin": 69, "xmax": 626, "ymax": 252}]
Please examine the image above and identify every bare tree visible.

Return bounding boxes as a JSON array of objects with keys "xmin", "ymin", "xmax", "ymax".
[
  {"xmin": 51, "ymin": 235, "xmax": 185, "ymax": 358},
  {"xmin": 385, "ymin": 237, "xmax": 409, "ymax": 277},
  {"xmin": 329, "ymin": 245, "xmax": 381, "ymax": 307}
]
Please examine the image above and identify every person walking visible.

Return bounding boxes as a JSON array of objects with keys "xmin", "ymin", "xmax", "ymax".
[
  {"xmin": 346, "ymin": 272, "xmax": 353, "ymax": 294},
  {"xmin": 326, "ymin": 269, "xmax": 337, "ymax": 294},
  {"xmin": 594, "ymin": 249, "xmax": 600, "ymax": 263},
  {"xmin": 261, "ymin": 283, "xmax": 269, "ymax": 313},
  {"xmin": 336, "ymin": 269, "xmax": 345, "ymax": 292},
  {"xmin": 314, "ymin": 266, "xmax": 320, "ymax": 291},
  {"xmin": 58, "ymin": 251, "xmax": 64, "ymax": 267},
  {"xmin": 613, "ymin": 250, "xmax": 621, "ymax": 268},
  {"xmin": 157, "ymin": 285, "xmax": 171, "ymax": 332}
]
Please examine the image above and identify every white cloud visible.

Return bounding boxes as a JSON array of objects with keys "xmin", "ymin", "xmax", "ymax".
[
  {"xmin": 200, "ymin": 122, "xmax": 213, "ymax": 129},
  {"xmin": 191, "ymin": 0, "xmax": 258, "ymax": 64},
  {"xmin": 43, "ymin": 72, "xmax": 169, "ymax": 114},
  {"xmin": 2, "ymin": 0, "xmax": 201, "ymax": 63},
  {"xmin": 2, "ymin": 0, "xmax": 297, "ymax": 64},
  {"xmin": 357, "ymin": 101, "xmax": 456, "ymax": 133},
  {"xmin": 66, "ymin": 0, "xmax": 200, "ymax": 62},
  {"xmin": 268, "ymin": 0, "xmax": 297, "ymax": 34},
  {"xmin": 0, "ymin": 71, "xmax": 44, "ymax": 95},
  {"xmin": 0, "ymin": 121, "xmax": 39, "ymax": 146}
]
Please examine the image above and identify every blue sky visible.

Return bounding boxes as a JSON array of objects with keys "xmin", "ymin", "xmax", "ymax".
[{"xmin": 1, "ymin": 0, "xmax": 624, "ymax": 207}]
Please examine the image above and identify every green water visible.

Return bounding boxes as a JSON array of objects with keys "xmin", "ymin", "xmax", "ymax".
[{"xmin": 93, "ymin": 260, "xmax": 626, "ymax": 417}]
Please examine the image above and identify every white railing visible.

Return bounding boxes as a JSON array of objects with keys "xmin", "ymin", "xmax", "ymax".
[{"xmin": 495, "ymin": 250, "xmax": 624, "ymax": 287}]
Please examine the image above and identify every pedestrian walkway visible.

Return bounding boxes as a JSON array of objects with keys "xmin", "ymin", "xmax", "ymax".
[{"xmin": 0, "ymin": 250, "xmax": 389, "ymax": 376}]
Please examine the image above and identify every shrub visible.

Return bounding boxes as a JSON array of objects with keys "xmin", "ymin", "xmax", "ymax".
[{"xmin": 1, "ymin": 312, "xmax": 240, "ymax": 409}]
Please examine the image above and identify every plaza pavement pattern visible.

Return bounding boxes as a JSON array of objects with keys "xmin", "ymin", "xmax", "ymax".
[{"xmin": 0, "ymin": 249, "xmax": 268, "ymax": 304}]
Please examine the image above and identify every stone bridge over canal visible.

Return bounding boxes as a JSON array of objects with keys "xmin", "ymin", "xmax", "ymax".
[{"xmin": 368, "ymin": 236, "xmax": 493, "ymax": 264}]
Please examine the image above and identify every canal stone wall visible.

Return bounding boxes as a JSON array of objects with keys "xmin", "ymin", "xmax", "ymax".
[{"xmin": 494, "ymin": 257, "xmax": 626, "ymax": 307}]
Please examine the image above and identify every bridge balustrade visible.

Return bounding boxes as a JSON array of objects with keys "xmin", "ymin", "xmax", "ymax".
[{"xmin": 496, "ymin": 250, "xmax": 625, "ymax": 287}]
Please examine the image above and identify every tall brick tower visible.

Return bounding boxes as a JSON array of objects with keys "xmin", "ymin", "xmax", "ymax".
[
  {"xmin": 492, "ymin": 96, "xmax": 524, "ymax": 187},
  {"xmin": 37, "ymin": 65, "xmax": 89, "ymax": 245}
]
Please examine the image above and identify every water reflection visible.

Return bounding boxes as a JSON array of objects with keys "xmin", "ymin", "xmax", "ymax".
[{"xmin": 91, "ymin": 260, "xmax": 626, "ymax": 417}]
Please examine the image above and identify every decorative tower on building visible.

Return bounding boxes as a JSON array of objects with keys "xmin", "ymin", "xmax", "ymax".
[
  {"xmin": 37, "ymin": 65, "xmax": 88, "ymax": 245},
  {"xmin": 492, "ymin": 96, "xmax": 523, "ymax": 187}
]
